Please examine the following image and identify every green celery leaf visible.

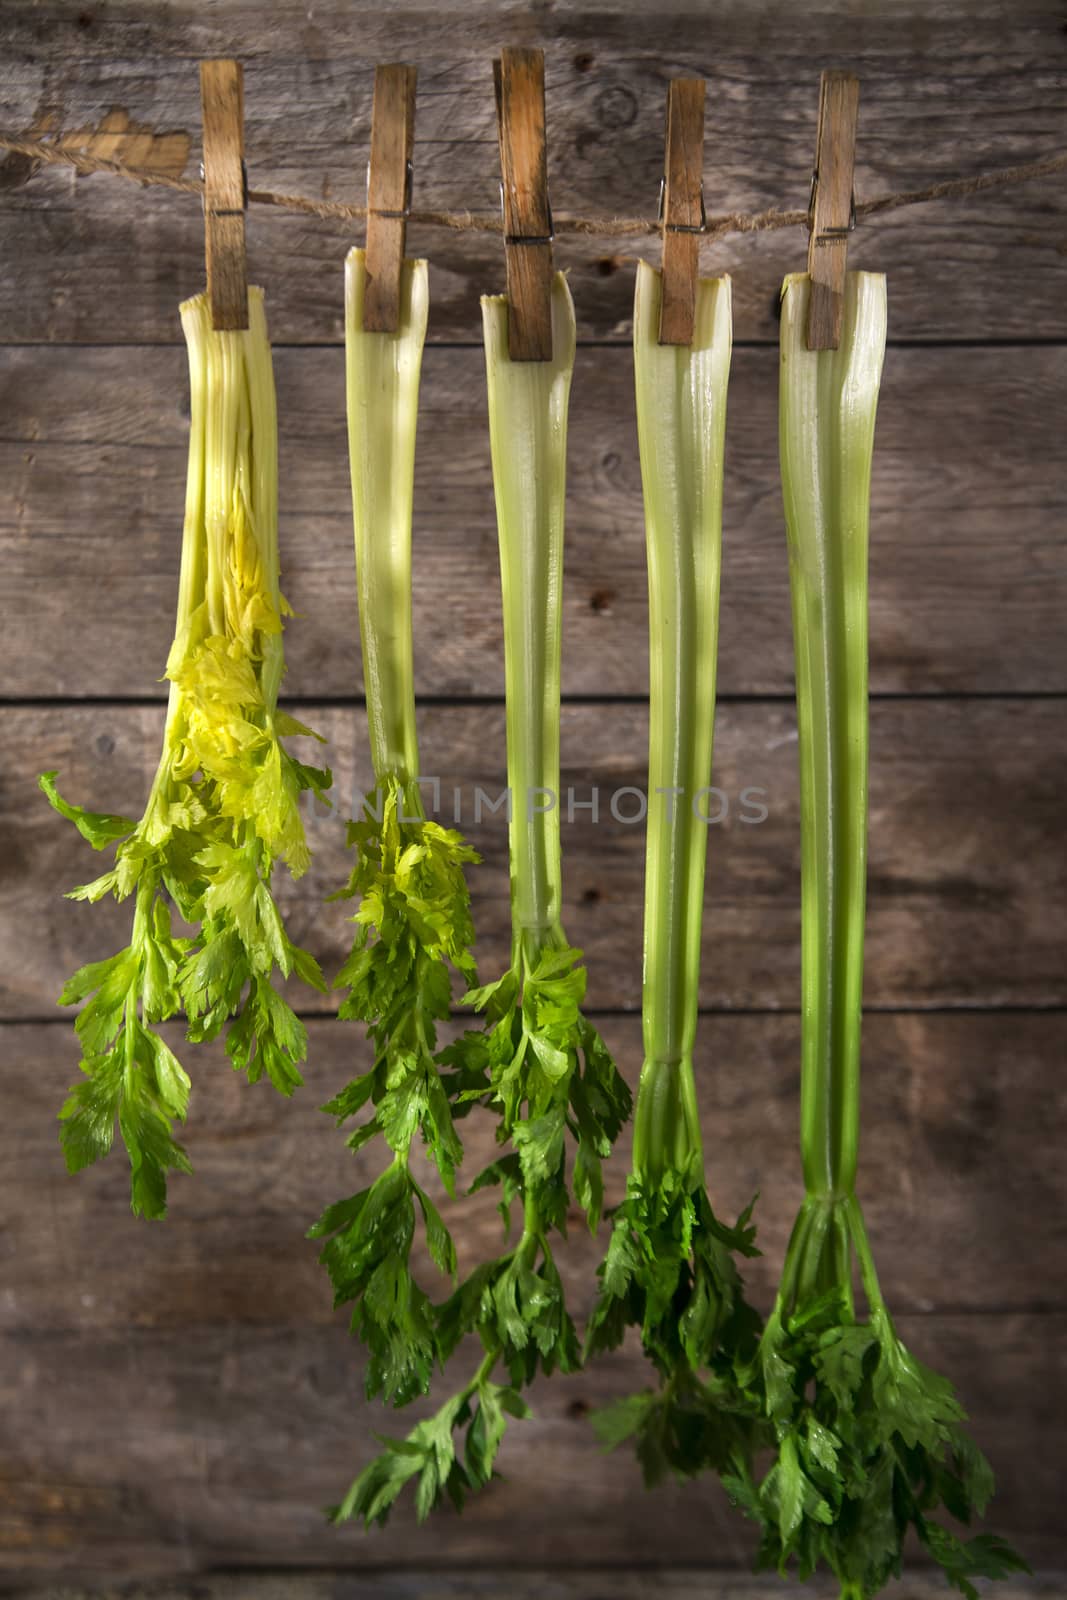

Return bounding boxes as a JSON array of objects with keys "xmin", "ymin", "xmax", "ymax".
[{"xmin": 39, "ymin": 771, "xmax": 136, "ymax": 849}]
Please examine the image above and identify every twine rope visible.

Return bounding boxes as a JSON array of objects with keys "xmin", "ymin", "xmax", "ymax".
[{"xmin": 1, "ymin": 133, "xmax": 1064, "ymax": 242}]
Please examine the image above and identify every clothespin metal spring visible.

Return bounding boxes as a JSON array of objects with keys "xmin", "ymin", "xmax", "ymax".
[
  {"xmin": 657, "ymin": 174, "xmax": 708, "ymax": 235},
  {"xmin": 807, "ymin": 168, "xmax": 857, "ymax": 243}
]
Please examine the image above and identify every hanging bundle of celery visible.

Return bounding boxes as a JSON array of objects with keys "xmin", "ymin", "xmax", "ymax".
[
  {"xmin": 725, "ymin": 273, "xmax": 1027, "ymax": 1600},
  {"xmin": 330, "ymin": 271, "xmax": 631, "ymax": 1528},
  {"xmin": 587, "ymin": 262, "xmax": 765, "ymax": 1484},
  {"xmin": 310, "ymin": 250, "xmax": 481, "ymax": 1411},
  {"xmin": 42, "ymin": 288, "xmax": 330, "ymax": 1218}
]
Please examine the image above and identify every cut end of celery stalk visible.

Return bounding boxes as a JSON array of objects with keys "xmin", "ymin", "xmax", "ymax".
[
  {"xmin": 179, "ymin": 283, "xmax": 268, "ymax": 324},
  {"xmin": 779, "ymin": 271, "xmax": 888, "ymax": 376},
  {"xmin": 634, "ymin": 258, "xmax": 733, "ymax": 352},
  {"xmin": 345, "ymin": 247, "xmax": 429, "ymax": 344},
  {"xmin": 481, "ymin": 272, "xmax": 577, "ymax": 373}
]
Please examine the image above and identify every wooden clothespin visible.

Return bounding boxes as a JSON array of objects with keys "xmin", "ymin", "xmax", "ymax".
[
  {"xmin": 806, "ymin": 69, "xmax": 860, "ymax": 350},
  {"xmin": 199, "ymin": 59, "xmax": 248, "ymax": 331},
  {"xmin": 658, "ymin": 78, "xmax": 706, "ymax": 346},
  {"xmin": 363, "ymin": 63, "xmax": 417, "ymax": 333},
  {"xmin": 494, "ymin": 47, "xmax": 554, "ymax": 361}
]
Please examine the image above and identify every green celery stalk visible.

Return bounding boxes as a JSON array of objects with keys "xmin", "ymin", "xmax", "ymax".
[
  {"xmin": 484, "ymin": 280, "xmax": 572, "ymax": 965},
  {"xmin": 312, "ymin": 250, "xmax": 481, "ymax": 1414},
  {"xmin": 636, "ymin": 261, "xmax": 730, "ymax": 1184},
  {"xmin": 331, "ymin": 270, "xmax": 630, "ymax": 1531},
  {"xmin": 587, "ymin": 262, "xmax": 763, "ymax": 1483},
  {"xmin": 781, "ymin": 273, "xmax": 878, "ymax": 1205},
  {"xmin": 346, "ymin": 247, "xmax": 423, "ymax": 788},
  {"xmin": 779, "ymin": 269, "xmax": 883, "ymax": 1297},
  {"xmin": 734, "ymin": 273, "xmax": 1027, "ymax": 1600},
  {"xmin": 486, "ymin": 280, "xmax": 572, "ymax": 960},
  {"xmin": 41, "ymin": 287, "xmax": 329, "ymax": 1218},
  {"xmin": 471, "ymin": 272, "xmax": 628, "ymax": 1294}
]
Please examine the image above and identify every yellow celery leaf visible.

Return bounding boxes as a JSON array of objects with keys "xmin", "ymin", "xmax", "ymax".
[
  {"xmin": 164, "ymin": 600, "xmax": 210, "ymax": 680},
  {"xmin": 67, "ymin": 869, "xmax": 120, "ymax": 902},
  {"xmin": 167, "ymin": 736, "xmax": 201, "ymax": 784},
  {"xmin": 156, "ymin": 791, "xmax": 209, "ymax": 834},
  {"xmin": 273, "ymin": 710, "xmax": 327, "ymax": 743},
  {"xmin": 175, "ymin": 636, "xmax": 262, "ymax": 707},
  {"xmin": 234, "ymin": 589, "xmax": 283, "ymax": 643},
  {"xmin": 279, "ymin": 831, "xmax": 310, "ymax": 881},
  {"xmin": 185, "ymin": 713, "xmax": 265, "ymax": 765},
  {"xmin": 396, "ymin": 842, "xmax": 429, "ymax": 882}
]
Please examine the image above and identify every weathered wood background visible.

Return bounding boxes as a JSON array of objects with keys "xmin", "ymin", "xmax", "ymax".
[{"xmin": 1, "ymin": 0, "xmax": 1065, "ymax": 1593}]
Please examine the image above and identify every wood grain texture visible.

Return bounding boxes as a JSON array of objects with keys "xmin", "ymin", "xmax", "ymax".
[
  {"xmin": 199, "ymin": 59, "xmax": 248, "ymax": 332},
  {"xmin": 2, "ymin": 344, "xmax": 1064, "ymax": 701},
  {"xmin": 6, "ymin": 700, "xmax": 1065, "ymax": 1019},
  {"xmin": 658, "ymin": 77, "xmax": 704, "ymax": 346},
  {"xmin": 806, "ymin": 71, "xmax": 860, "ymax": 351},
  {"xmin": 5, "ymin": 1012, "xmax": 1064, "ymax": 1335},
  {"xmin": 0, "ymin": 7, "xmax": 1064, "ymax": 343},
  {"xmin": 362, "ymin": 64, "xmax": 417, "ymax": 335},
  {"xmin": 5, "ymin": 1581, "xmax": 1063, "ymax": 1600},
  {"xmin": 495, "ymin": 48, "xmax": 555, "ymax": 361},
  {"xmin": 3, "ymin": 1006, "xmax": 1066, "ymax": 1571},
  {"xmin": 1, "ymin": 1314, "xmax": 1062, "ymax": 1578},
  {"xmin": 0, "ymin": 1, "xmax": 1063, "ymax": 1584}
]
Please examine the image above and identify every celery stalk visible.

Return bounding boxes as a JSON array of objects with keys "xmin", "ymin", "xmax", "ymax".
[
  {"xmin": 481, "ymin": 276, "xmax": 575, "ymax": 964},
  {"xmin": 780, "ymin": 266, "xmax": 884, "ymax": 1263},
  {"xmin": 314, "ymin": 250, "xmax": 481, "ymax": 1415},
  {"xmin": 41, "ymin": 287, "xmax": 329, "ymax": 1218},
  {"xmin": 345, "ymin": 248, "xmax": 425, "ymax": 789},
  {"xmin": 635, "ymin": 259, "xmax": 730, "ymax": 1187},
  {"xmin": 735, "ymin": 273, "xmax": 1027, "ymax": 1600},
  {"xmin": 780, "ymin": 270, "xmax": 883, "ymax": 1201},
  {"xmin": 587, "ymin": 262, "xmax": 763, "ymax": 1484}
]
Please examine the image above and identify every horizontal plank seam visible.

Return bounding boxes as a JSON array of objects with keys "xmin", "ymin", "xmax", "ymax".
[
  {"xmin": 0, "ymin": 1557, "xmax": 1062, "ymax": 1587},
  {"xmin": 8, "ymin": 1004, "xmax": 1067, "ymax": 1027},
  {"xmin": 2, "ymin": 692, "xmax": 1066, "ymax": 710},
  {"xmin": 95, "ymin": 1566, "xmax": 1067, "ymax": 1589},
  {"xmin": 86, "ymin": 1562, "xmax": 1067, "ymax": 1576},
  {"xmin": 3, "ymin": 1313, "xmax": 1065, "ymax": 1342}
]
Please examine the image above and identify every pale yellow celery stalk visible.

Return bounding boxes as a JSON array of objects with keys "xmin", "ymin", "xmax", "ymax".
[
  {"xmin": 202, "ymin": 308, "xmax": 240, "ymax": 639},
  {"xmin": 139, "ymin": 292, "xmax": 211, "ymax": 844},
  {"xmin": 42, "ymin": 285, "xmax": 327, "ymax": 1220},
  {"xmin": 169, "ymin": 289, "xmax": 313, "ymax": 869},
  {"xmin": 245, "ymin": 293, "xmax": 284, "ymax": 712}
]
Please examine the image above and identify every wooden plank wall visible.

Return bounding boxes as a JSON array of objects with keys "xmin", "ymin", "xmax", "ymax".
[{"xmin": 0, "ymin": 1, "xmax": 1064, "ymax": 1592}]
